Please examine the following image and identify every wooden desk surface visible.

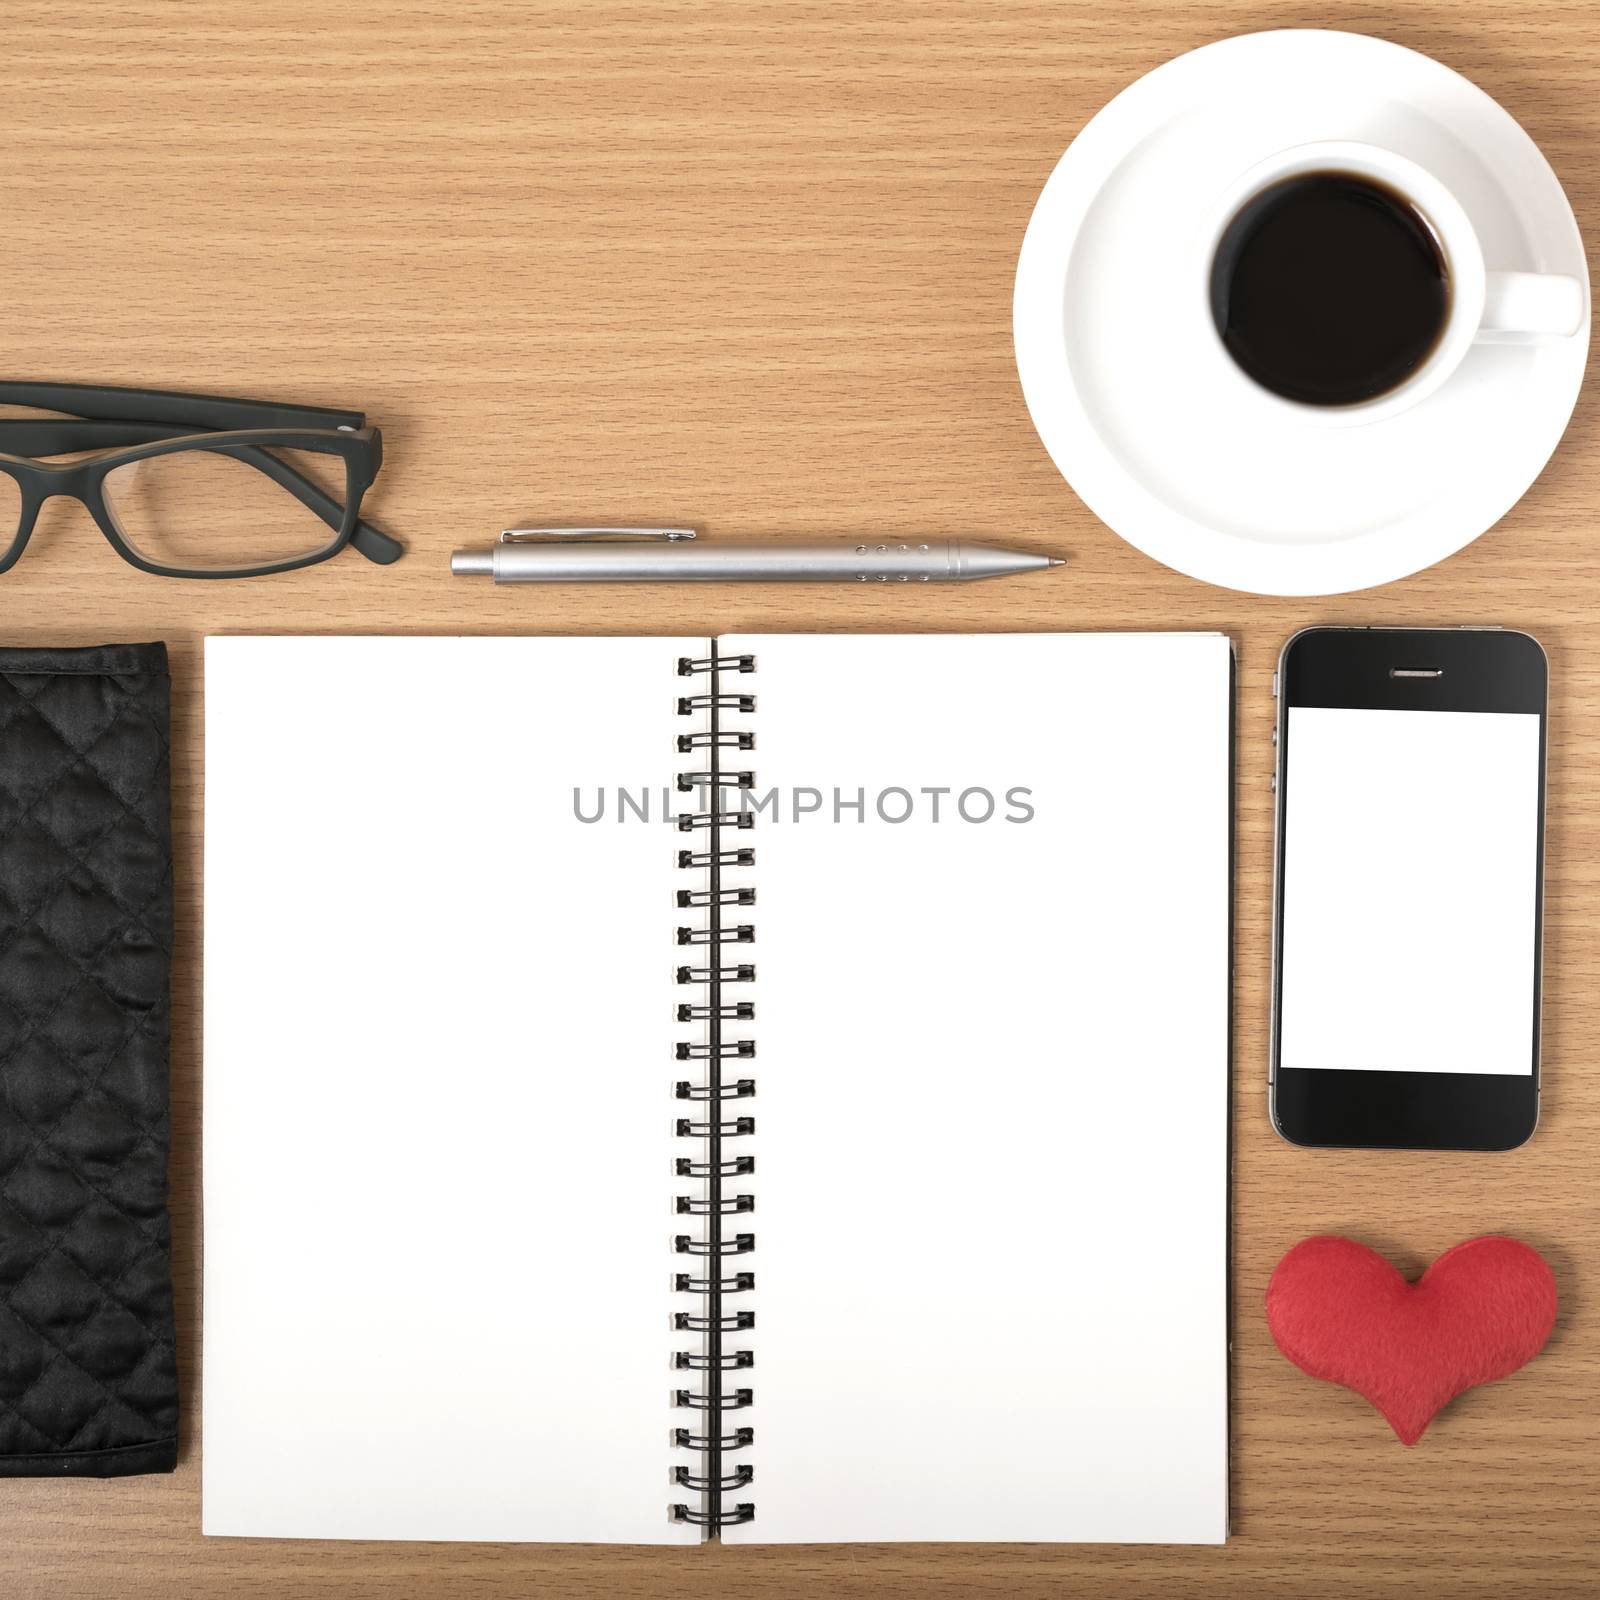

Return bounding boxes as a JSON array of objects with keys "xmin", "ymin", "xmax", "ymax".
[{"xmin": 2, "ymin": 3, "xmax": 1597, "ymax": 1595}]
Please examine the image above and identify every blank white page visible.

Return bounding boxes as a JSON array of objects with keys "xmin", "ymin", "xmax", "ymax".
[
  {"xmin": 203, "ymin": 636, "xmax": 698, "ymax": 1543},
  {"xmin": 720, "ymin": 633, "xmax": 1231, "ymax": 1545}
]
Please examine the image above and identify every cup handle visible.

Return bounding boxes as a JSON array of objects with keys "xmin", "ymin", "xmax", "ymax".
[{"xmin": 1478, "ymin": 272, "xmax": 1587, "ymax": 342}]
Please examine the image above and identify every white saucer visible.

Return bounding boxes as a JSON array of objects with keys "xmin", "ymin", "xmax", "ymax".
[{"xmin": 1013, "ymin": 30, "xmax": 1591, "ymax": 595}]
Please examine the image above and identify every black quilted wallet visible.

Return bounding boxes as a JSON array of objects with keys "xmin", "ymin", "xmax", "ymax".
[{"xmin": 0, "ymin": 643, "xmax": 178, "ymax": 1476}]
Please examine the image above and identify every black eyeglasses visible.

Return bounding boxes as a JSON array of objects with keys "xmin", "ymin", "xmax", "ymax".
[{"xmin": 0, "ymin": 381, "xmax": 402, "ymax": 578}]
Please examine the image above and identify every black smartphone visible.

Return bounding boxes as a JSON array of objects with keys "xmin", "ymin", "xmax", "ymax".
[{"xmin": 1270, "ymin": 626, "xmax": 1547, "ymax": 1151}]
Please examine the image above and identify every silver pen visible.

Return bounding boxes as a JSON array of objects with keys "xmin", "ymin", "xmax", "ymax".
[{"xmin": 449, "ymin": 527, "xmax": 1064, "ymax": 584}]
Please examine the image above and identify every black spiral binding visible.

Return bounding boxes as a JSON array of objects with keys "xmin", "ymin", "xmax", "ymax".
[{"xmin": 671, "ymin": 643, "xmax": 757, "ymax": 1533}]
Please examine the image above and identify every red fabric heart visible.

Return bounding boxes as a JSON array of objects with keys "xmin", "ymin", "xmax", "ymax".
[{"xmin": 1265, "ymin": 1235, "xmax": 1557, "ymax": 1445}]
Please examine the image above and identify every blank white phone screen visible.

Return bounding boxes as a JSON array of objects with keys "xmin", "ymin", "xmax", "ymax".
[{"xmin": 1280, "ymin": 705, "xmax": 1541, "ymax": 1075}]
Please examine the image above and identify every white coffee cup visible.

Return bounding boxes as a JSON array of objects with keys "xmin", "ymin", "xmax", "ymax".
[{"xmin": 1201, "ymin": 140, "xmax": 1586, "ymax": 425}]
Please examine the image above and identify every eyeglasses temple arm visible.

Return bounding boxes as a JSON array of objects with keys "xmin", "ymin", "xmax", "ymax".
[{"xmin": 0, "ymin": 381, "xmax": 366, "ymax": 434}]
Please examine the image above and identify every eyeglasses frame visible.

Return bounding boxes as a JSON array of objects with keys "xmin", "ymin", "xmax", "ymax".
[{"xmin": 0, "ymin": 381, "xmax": 400, "ymax": 579}]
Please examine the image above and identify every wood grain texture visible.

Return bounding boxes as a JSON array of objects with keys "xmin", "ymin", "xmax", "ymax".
[{"xmin": 1, "ymin": 2, "xmax": 1597, "ymax": 1595}]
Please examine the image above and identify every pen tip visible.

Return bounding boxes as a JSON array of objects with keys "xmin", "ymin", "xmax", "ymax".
[{"xmin": 1048, "ymin": 557, "xmax": 1066, "ymax": 567}]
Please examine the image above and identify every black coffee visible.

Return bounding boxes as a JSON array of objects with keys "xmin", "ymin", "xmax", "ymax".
[{"xmin": 1209, "ymin": 171, "xmax": 1450, "ymax": 407}]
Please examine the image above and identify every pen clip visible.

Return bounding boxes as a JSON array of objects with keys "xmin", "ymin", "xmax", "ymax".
[{"xmin": 499, "ymin": 526, "xmax": 699, "ymax": 544}]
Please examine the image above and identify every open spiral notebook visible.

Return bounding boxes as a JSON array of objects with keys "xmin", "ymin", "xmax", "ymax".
[{"xmin": 202, "ymin": 632, "xmax": 1231, "ymax": 1545}]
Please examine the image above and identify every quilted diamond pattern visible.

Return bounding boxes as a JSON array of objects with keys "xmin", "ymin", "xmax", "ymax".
[{"xmin": 0, "ymin": 643, "xmax": 177, "ymax": 1476}]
